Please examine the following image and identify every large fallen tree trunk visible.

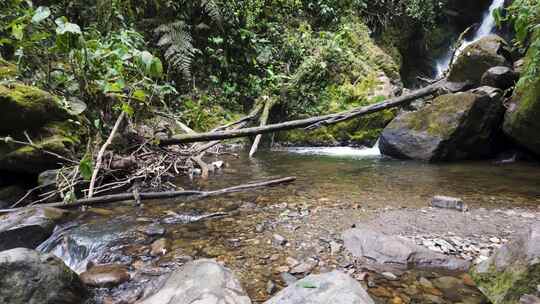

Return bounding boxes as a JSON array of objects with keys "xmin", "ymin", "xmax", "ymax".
[
  {"xmin": 0, "ymin": 177, "xmax": 296, "ymax": 214},
  {"xmin": 160, "ymin": 80, "xmax": 469, "ymax": 145}
]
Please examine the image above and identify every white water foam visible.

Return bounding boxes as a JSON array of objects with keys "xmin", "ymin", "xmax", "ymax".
[
  {"xmin": 435, "ymin": 0, "xmax": 505, "ymax": 77},
  {"xmin": 283, "ymin": 141, "xmax": 381, "ymax": 158}
]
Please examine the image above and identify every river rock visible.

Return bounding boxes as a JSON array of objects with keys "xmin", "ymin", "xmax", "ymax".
[
  {"xmin": 470, "ymin": 223, "xmax": 540, "ymax": 304},
  {"xmin": 80, "ymin": 264, "xmax": 130, "ymax": 288},
  {"xmin": 0, "ymin": 248, "xmax": 87, "ymax": 304},
  {"xmin": 481, "ymin": 66, "xmax": 518, "ymax": 90},
  {"xmin": 503, "ymin": 31, "xmax": 540, "ymax": 156},
  {"xmin": 342, "ymin": 226, "xmax": 470, "ymax": 271},
  {"xmin": 138, "ymin": 259, "xmax": 251, "ymax": 304},
  {"xmin": 379, "ymin": 86, "xmax": 504, "ymax": 161},
  {"xmin": 448, "ymin": 35, "xmax": 512, "ymax": 85},
  {"xmin": 431, "ymin": 196, "xmax": 468, "ymax": 211},
  {"xmin": 264, "ymin": 270, "xmax": 375, "ymax": 304},
  {"xmin": 0, "ymin": 83, "xmax": 82, "ymax": 174},
  {"xmin": 0, "ymin": 207, "xmax": 67, "ymax": 251}
]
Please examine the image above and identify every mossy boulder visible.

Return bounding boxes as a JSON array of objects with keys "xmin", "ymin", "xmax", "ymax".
[
  {"xmin": 0, "ymin": 58, "xmax": 17, "ymax": 79},
  {"xmin": 448, "ymin": 35, "xmax": 512, "ymax": 85},
  {"xmin": 470, "ymin": 223, "xmax": 540, "ymax": 304},
  {"xmin": 0, "ymin": 83, "xmax": 81, "ymax": 174},
  {"xmin": 0, "ymin": 83, "xmax": 70, "ymax": 133},
  {"xmin": 503, "ymin": 31, "xmax": 540, "ymax": 156},
  {"xmin": 379, "ymin": 86, "xmax": 505, "ymax": 161}
]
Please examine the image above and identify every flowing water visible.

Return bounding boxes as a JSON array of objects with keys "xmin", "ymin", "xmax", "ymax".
[
  {"xmin": 435, "ymin": 0, "xmax": 506, "ymax": 77},
  {"xmin": 39, "ymin": 148, "xmax": 540, "ymax": 302}
]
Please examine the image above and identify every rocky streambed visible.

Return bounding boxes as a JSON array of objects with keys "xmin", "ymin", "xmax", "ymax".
[{"xmin": 1, "ymin": 150, "xmax": 539, "ymax": 304}]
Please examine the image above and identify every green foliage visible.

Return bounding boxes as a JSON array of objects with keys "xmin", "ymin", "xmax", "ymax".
[{"xmin": 501, "ymin": 0, "xmax": 540, "ymax": 90}]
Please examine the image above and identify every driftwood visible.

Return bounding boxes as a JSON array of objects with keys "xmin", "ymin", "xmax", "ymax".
[
  {"xmin": 249, "ymin": 97, "xmax": 276, "ymax": 157},
  {"xmin": 161, "ymin": 80, "xmax": 468, "ymax": 145},
  {"xmin": 88, "ymin": 111, "xmax": 126, "ymax": 198},
  {"xmin": 0, "ymin": 176, "xmax": 296, "ymax": 214}
]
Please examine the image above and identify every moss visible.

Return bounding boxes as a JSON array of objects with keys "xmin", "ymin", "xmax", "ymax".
[
  {"xmin": 0, "ymin": 59, "xmax": 17, "ymax": 79},
  {"xmin": 503, "ymin": 29, "xmax": 540, "ymax": 155},
  {"xmin": 0, "ymin": 121, "xmax": 82, "ymax": 174},
  {"xmin": 0, "ymin": 83, "xmax": 70, "ymax": 134},
  {"xmin": 471, "ymin": 263, "xmax": 540, "ymax": 304},
  {"xmin": 401, "ymin": 92, "xmax": 477, "ymax": 137}
]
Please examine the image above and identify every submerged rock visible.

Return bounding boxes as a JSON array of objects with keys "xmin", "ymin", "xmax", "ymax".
[
  {"xmin": 264, "ymin": 270, "xmax": 374, "ymax": 304},
  {"xmin": 448, "ymin": 35, "xmax": 512, "ymax": 85},
  {"xmin": 138, "ymin": 259, "xmax": 251, "ymax": 304},
  {"xmin": 342, "ymin": 226, "xmax": 470, "ymax": 271},
  {"xmin": 0, "ymin": 207, "xmax": 67, "ymax": 251},
  {"xmin": 471, "ymin": 223, "xmax": 540, "ymax": 304},
  {"xmin": 0, "ymin": 248, "xmax": 87, "ymax": 304},
  {"xmin": 379, "ymin": 86, "xmax": 504, "ymax": 161},
  {"xmin": 80, "ymin": 264, "xmax": 130, "ymax": 288}
]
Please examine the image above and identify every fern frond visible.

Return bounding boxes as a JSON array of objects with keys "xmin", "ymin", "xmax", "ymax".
[
  {"xmin": 154, "ymin": 21, "xmax": 194, "ymax": 78},
  {"xmin": 201, "ymin": 0, "xmax": 222, "ymax": 27}
]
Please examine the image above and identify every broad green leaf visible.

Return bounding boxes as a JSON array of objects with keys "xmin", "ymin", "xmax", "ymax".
[
  {"xmin": 12, "ymin": 24, "xmax": 24, "ymax": 40},
  {"xmin": 149, "ymin": 57, "xmax": 163, "ymax": 78},
  {"xmin": 140, "ymin": 51, "xmax": 154, "ymax": 67},
  {"xmin": 132, "ymin": 89, "xmax": 147, "ymax": 101},
  {"xmin": 32, "ymin": 6, "xmax": 51, "ymax": 23},
  {"xmin": 79, "ymin": 157, "xmax": 93, "ymax": 181},
  {"xmin": 121, "ymin": 103, "xmax": 135, "ymax": 116}
]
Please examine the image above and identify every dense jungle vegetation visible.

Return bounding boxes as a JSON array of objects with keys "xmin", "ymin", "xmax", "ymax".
[{"xmin": 0, "ymin": 0, "xmax": 539, "ymax": 170}]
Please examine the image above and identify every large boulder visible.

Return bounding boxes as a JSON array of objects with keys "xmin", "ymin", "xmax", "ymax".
[
  {"xmin": 448, "ymin": 35, "xmax": 512, "ymax": 85},
  {"xmin": 503, "ymin": 30, "xmax": 540, "ymax": 155},
  {"xmin": 138, "ymin": 259, "xmax": 251, "ymax": 304},
  {"xmin": 0, "ymin": 83, "xmax": 81, "ymax": 174},
  {"xmin": 379, "ymin": 86, "xmax": 504, "ymax": 161},
  {"xmin": 471, "ymin": 223, "xmax": 540, "ymax": 304},
  {"xmin": 0, "ymin": 248, "xmax": 87, "ymax": 304},
  {"xmin": 481, "ymin": 66, "xmax": 518, "ymax": 90},
  {"xmin": 342, "ymin": 226, "xmax": 470, "ymax": 272},
  {"xmin": 0, "ymin": 207, "xmax": 67, "ymax": 251},
  {"xmin": 264, "ymin": 271, "xmax": 374, "ymax": 304}
]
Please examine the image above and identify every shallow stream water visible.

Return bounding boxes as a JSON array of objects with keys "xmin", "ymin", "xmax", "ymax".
[{"xmin": 40, "ymin": 148, "xmax": 540, "ymax": 303}]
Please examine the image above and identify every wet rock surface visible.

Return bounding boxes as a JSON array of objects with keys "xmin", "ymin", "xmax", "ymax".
[
  {"xmin": 379, "ymin": 86, "xmax": 505, "ymax": 161},
  {"xmin": 343, "ymin": 225, "xmax": 471, "ymax": 272},
  {"xmin": 448, "ymin": 35, "xmax": 512, "ymax": 85},
  {"xmin": 481, "ymin": 66, "xmax": 518, "ymax": 90},
  {"xmin": 138, "ymin": 259, "xmax": 252, "ymax": 304},
  {"xmin": 80, "ymin": 264, "xmax": 131, "ymax": 288},
  {"xmin": 0, "ymin": 248, "xmax": 87, "ymax": 304},
  {"xmin": 264, "ymin": 270, "xmax": 374, "ymax": 304},
  {"xmin": 0, "ymin": 207, "xmax": 67, "ymax": 251},
  {"xmin": 471, "ymin": 223, "xmax": 540, "ymax": 304}
]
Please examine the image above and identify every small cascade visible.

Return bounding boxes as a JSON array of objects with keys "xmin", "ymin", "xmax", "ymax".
[
  {"xmin": 284, "ymin": 139, "xmax": 381, "ymax": 158},
  {"xmin": 435, "ymin": 0, "xmax": 505, "ymax": 77}
]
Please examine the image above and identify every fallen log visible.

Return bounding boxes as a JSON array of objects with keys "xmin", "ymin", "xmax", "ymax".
[
  {"xmin": 249, "ymin": 97, "xmax": 276, "ymax": 157},
  {"xmin": 160, "ymin": 80, "xmax": 469, "ymax": 145},
  {"xmin": 0, "ymin": 177, "xmax": 296, "ymax": 214}
]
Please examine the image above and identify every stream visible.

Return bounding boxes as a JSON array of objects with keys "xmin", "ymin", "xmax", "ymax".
[{"xmin": 38, "ymin": 147, "xmax": 540, "ymax": 303}]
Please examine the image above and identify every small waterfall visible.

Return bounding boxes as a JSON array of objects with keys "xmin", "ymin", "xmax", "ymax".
[
  {"xmin": 284, "ymin": 139, "xmax": 381, "ymax": 158},
  {"xmin": 435, "ymin": 0, "xmax": 505, "ymax": 77}
]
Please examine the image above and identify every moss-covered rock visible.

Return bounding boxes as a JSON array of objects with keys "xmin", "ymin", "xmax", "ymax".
[
  {"xmin": 448, "ymin": 35, "xmax": 512, "ymax": 85},
  {"xmin": 0, "ymin": 121, "xmax": 82, "ymax": 174},
  {"xmin": 503, "ymin": 30, "xmax": 540, "ymax": 155},
  {"xmin": 0, "ymin": 58, "xmax": 17, "ymax": 79},
  {"xmin": 379, "ymin": 86, "xmax": 505, "ymax": 161},
  {"xmin": 470, "ymin": 223, "xmax": 540, "ymax": 304},
  {"xmin": 0, "ymin": 83, "xmax": 70, "ymax": 133}
]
